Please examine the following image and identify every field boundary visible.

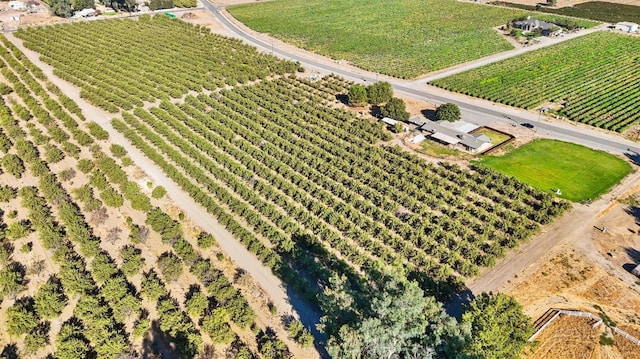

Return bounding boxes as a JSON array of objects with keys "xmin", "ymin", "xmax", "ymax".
[
  {"xmin": 470, "ymin": 126, "xmax": 515, "ymax": 155},
  {"xmin": 529, "ymin": 308, "xmax": 640, "ymax": 346}
]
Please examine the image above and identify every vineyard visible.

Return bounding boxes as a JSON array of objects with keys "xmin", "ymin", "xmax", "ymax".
[
  {"xmin": 10, "ymin": 16, "xmax": 574, "ymax": 356},
  {"xmin": 228, "ymin": 0, "xmax": 596, "ymax": 78},
  {"xmin": 430, "ymin": 32, "xmax": 640, "ymax": 132},
  {"xmin": 0, "ymin": 31, "xmax": 305, "ymax": 359}
]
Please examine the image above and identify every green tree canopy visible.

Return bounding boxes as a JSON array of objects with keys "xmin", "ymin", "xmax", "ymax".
[
  {"xmin": 325, "ymin": 276, "xmax": 469, "ymax": 358},
  {"xmin": 367, "ymin": 81, "xmax": 393, "ymax": 105},
  {"xmin": 347, "ymin": 85, "xmax": 368, "ymax": 107},
  {"xmin": 461, "ymin": 292, "xmax": 534, "ymax": 359},
  {"xmin": 436, "ymin": 103, "xmax": 461, "ymax": 122},
  {"xmin": 50, "ymin": 0, "xmax": 72, "ymax": 18},
  {"xmin": 34, "ymin": 277, "xmax": 68, "ymax": 319},
  {"xmin": 381, "ymin": 97, "xmax": 410, "ymax": 121}
]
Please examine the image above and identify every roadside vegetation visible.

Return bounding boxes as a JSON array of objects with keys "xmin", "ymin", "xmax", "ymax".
[
  {"xmin": 432, "ymin": 32, "xmax": 640, "ymax": 132},
  {"xmin": 11, "ymin": 15, "xmax": 576, "ymax": 357},
  {"xmin": 477, "ymin": 139, "xmax": 632, "ymax": 202},
  {"xmin": 228, "ymin": 0, "xmax": 596, "ymax": 78}
]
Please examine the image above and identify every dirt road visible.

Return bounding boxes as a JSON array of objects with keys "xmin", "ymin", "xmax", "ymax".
[
  {"xmin": 4, "ymin": 33, "xmax": 323, "ymax": 341},
  {"xmin": 468, "ymin": 168, "xmax": 640, "ymax": 296}
]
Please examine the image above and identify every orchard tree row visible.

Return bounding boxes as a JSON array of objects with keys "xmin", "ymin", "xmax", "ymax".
[
  {"xmin": 0, "ymin": 35, "xmax": 293, "ymax": 358},
  {"xmin": 16, "ymin": 15, "xmax": 301, "ymax": 113}
]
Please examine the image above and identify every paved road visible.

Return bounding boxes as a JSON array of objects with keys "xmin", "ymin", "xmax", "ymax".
[
  {"xmin": 203, "ymin": 0, "xmax": 640, "ymax": 156},
  {"xmin": 412, "ymin": 25, "xmax": 605, "ymax": 84}
]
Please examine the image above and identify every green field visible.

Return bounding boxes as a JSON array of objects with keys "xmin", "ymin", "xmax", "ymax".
[
  {"xmin": 228, "ymin": 0, "xmax": 595, "ymax": 78},
  {"xmin": 491, "ymin": 1, "xmax": 640, "ymax": 24},
  {"xmin": 478, "ymin": 139, "xmax": 632, "ymax": 202},
  {"xmin": 431, "ymin": 32, "xmax": 640, "ymax": 132}
]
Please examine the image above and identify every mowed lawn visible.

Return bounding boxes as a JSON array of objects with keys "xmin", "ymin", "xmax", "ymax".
[
  {"xmin": 478, "ymin": 140, "xmax": 632, "ymax": 202},
  {"xmin": 228, "ymin": 0, "xmax": 595, "ymax": 78}
]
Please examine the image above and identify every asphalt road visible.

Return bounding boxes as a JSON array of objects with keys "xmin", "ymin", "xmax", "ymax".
[{"xmin": 203, "ymin": 0, "xmax": 640, "ymax": 156}]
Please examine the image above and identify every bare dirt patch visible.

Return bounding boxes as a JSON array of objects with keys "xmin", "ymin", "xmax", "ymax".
[
  {"xmin": 179, "ymin": 9, "xmax": 231, "ymax": 36},
  {"xmin": 507, "ymin": 191, "xmax": 640, "ymax": 358},
  {"xmin": 525, "ymin": 316, "xmax": 637, "ymax": 359}
]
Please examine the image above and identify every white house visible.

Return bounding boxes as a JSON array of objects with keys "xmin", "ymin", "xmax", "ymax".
[
  {"xmin": 73, "ymin": 8, "xmax": 96, "ymax": 18},
  {"xmin": 8, "ymin": 1, "xmax": 27, "ymax": 10},
  {"xmin": 615, "ymin": 22, "xmax": 639, "ymax": 33}
]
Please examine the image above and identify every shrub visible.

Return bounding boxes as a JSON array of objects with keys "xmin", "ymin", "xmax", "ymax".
[
  {"xmin": 197, "ymin": 232, "xmax": 216, "ymax": 249},
  {"xmin": 151, "ymin": 185, "xmax": 167, "ymax": 199},
  {"xmin": 157, "ymin": 252, "xmax": 183, "ymax": 282}
]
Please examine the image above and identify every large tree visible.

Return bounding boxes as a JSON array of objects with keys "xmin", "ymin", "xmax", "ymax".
[
  {"xmin": 381, "ymin": 97, "xmax": 410, "ymax": 121},
  {"xmin": 50, "ymin": 0, "xmax": 73, "ymax": 17},
  {"xmin": 347, "ymin": 85, "xmax": 368, "ymax": 107},
  {"xmin": 324, "ymin": 276, "xmax": 469, "ymax": 358},
  {"xmin": 435, "ymin": 103, "xmax": 461, "ymax": 122},
  {"xmin": 461, "ymin": 292, "xmax": 534, "ymax": 359},
  {"xmin": 367, "ymin": 81, "xmax": 393, "ymax": 105}
]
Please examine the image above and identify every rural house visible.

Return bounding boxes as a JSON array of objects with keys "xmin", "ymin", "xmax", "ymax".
[
  {"xmin": 513, "ymin": 17, "xmax": 560, "ymax": 35},
  {"xmin": 419, "ymin": 120, "xmax": 492, "ymax": 153},
  {"xmin": 8, "ymin": 1, "xmax": 27, "ymax": 10},
  {"xmin": 615, "ymin": 22, "xmax": 639, "ymax": 33}
]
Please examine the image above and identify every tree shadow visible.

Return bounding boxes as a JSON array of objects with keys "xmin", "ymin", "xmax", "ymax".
[
  {"xmin": 284, "ymin": 285, "xmax": 330, "ymax": 358},
  {"xmin": 370, "ymin": 105, "xmax": 382, "ymax": 118},
  {"xmin": 624, "ymin": 205, "xmax": 640, "ymax": 226},
  {"xmin": 335, "ymin": 94, "xmax": 348, "ymax": 105},
  {"xmin": 0, "ymin": 343, "xmax": 18, "ymax": 359},
  {"xmin": 140, "ymin": 320, "xmax": 180, "ymax": 359},
  {"xmin": 420, "ymin": 109, "xmax": 438, "ymax": 121},
  {"xmin": 624, "ymin": 150, "xmax": 640, "ymax": 166},
  {"xmin": 444, "ymin": 287, "xmax": 475, "ymax": 320},
  {"xmin": 624, "ymin": 247, "xmax": 640, "ymax": 263}
]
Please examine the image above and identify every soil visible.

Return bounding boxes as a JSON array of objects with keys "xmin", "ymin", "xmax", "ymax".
[
  {"xmin": 179, "ymin": 9, "xmax": 231, "ymax": 36},
  {"xmin": 507, "ymin": 189, "xmax": 640, "ymax": 358},
  {"xmin": 525, "ymin": 316, "xmax": 638, "ymax": 359}
]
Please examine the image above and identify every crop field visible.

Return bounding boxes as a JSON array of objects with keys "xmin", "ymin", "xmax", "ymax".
[
  {"xmin": 0, "ymin": 34, "xmax": 301, "ymax": 359},
  {"xmin": 228, "ymin": 0, "xmax": 595, "ymax": 78},
  {"xmin": 431, "ymin": 32, "xmax": 640, "ymax": 132},
  {"xmin": 491, "ymin": 1, "xmax": 640, "ymax": 24},
  {"xmin": 12, "ymin": 16, "xmax": 577, "ymax": 356},
  {"xmin": 477, "ymin": 139, "xmax": 632, "ymax": 202},
  {"xmin": 16, "ymin": 16, "xmax": 299, "ymax": 113},
  {"xmin": 16, "ymin": 15, "xmax": 572, "ymax": 298}
]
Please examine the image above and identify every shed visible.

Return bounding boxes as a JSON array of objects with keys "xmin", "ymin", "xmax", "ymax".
[
  {"xmin": 632, "ymin": 264, "xmax": 640, "ymax": 278},
  {"xmin": 381, "ymin": 117, "xmax": 398, "ymax": 126},
  {"xmin": 409, "ymin": 134, "xmax": 426, "ymax": 144},
  {"xmin": 8, "ymin": 1, "xmax": 27, "ymax": 10},
  {"xmin": 615, "ymin": 22, "xmax": 639, "ymax": 33},
  {"xmin": 73, "ymin": 8, "xmax": 96, "ymax": 17}
]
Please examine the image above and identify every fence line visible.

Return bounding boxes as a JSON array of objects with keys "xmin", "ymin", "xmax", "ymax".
[{"xmin": 529, "ymin": 308, "xmax": 640, "ymax": 346}]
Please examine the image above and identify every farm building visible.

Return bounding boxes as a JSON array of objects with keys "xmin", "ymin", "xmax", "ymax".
[
  {"xmin": 8, "ymin": 1, "xmax": 27, "ymax": 10},
  {"xmin": 615, "ymin": 22, "xmax": 639, "ymax": 33},
  {"xmin": 73, "ymin": 8, "xmax": 96, "ymax": 17},
  {"xmin": 381, "ymin": 117, "xmax": 398, "ymax": 126},
  {"xmin": 513, "ymin": 17, "xmax": 560, "ymax": 35},
  {"xmin": 409, "ymin": 134, "xmax": 426, "ymax": 144},
  {"xmin": 420, "ymin": 120, "xmax": 492, "ymax": 153},
  {"xmin": 408, "ymin": 116, "xmax": 427, "ymax": 126}
]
